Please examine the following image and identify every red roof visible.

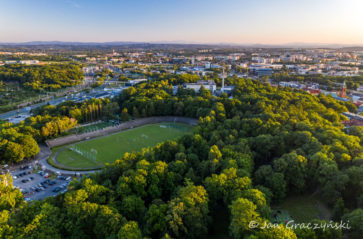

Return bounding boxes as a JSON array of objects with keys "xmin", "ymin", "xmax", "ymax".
[
  {"xmin": 305, "ymin": 88, "xmax": 321, "ymax": 94},
  {"xmin": 341, "ymin": 119, "xmax": 363, "ymax": 126}
]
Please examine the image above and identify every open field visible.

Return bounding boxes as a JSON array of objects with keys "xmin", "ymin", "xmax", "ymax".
[
  {"xmin": 55, "ymin": 122, "xmax": 194, "ymax": 169},
  {"xmin": 274, "ymin": 194, "xmax": 331, "ymax": 223}
]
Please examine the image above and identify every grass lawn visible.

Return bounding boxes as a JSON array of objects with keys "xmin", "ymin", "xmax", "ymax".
[
  {"xmin": 274, "ymin": 195, "xmax": 330, "ymax": 223},
  {"xmin": 55, "ymin": 122, "xmax": 194, "ymax": 169}
]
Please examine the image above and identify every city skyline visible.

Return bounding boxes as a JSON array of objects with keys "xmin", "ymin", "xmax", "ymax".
[{"xmin": 1, "ymin": 0, "xmax": 363, "ymax": 45}]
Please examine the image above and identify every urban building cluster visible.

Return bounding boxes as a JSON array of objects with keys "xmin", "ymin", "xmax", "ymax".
[{"xmin": 1, "ymin": 47, "xmax": 363, "ymax": 126}]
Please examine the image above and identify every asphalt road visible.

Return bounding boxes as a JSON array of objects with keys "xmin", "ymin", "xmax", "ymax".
[
  {"xmin": 0, "ymin": 87, "xmax": 108, "ymax": 120},
  {"xmin": 11, "ymin": 167, "xmax": 71, "ymax": 201}
]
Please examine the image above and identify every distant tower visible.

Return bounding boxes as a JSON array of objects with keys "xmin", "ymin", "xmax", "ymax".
[
  {"xmin": 339, "ymin": 81, "xmax": 347, "ymax": 98},
  {"xmin": 221, "ymin": 68, "xmax": 225, "ymax": 93}
]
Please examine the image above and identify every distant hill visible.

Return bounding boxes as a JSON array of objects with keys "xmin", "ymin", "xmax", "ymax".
[{"xmin": 0, "ymin": 41, "xmax": 362, "ymax": 49}]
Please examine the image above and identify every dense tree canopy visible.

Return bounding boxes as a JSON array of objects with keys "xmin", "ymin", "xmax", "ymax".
[
  {"xmin": 0, "ymin": 64, "xmax": 83, "ymax": 90},
  {"xmin": 0, "ymin": 77, "xmax": 362, "ymax": 238}
]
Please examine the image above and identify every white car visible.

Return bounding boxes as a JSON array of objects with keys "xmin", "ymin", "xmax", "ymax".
[{"xmin": 12, "ymin": 175, "xmax": 17, "ymax": 179}]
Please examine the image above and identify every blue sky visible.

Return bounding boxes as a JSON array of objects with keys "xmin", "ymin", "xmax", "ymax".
[{"xmin": 0, "ymin": 0, "xmax": 362, "ymax": 44}]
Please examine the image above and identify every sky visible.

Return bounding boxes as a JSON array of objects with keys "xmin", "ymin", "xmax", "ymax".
[{"xmin": 0, "ymin": 0, "xmax": 363, "ymax": 45}]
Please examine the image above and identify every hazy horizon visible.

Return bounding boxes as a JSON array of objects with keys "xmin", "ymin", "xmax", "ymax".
[
  {"xmin": 1, "ymin": 41, "xmax": 363, "ymax": 48},
  {"xmin": 1, "ymin": 0, "xmax": 363, "ymax": 45}
]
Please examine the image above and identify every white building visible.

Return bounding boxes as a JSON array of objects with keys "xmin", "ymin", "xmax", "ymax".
[
  {"xmin": 184, "ymin": 80, "xmax": 216, "ymax": 93},
  {"xmin": 19, "ymin": 60, "xmax": 39, "ymax": 65},
  {"xmin": 128, "ymin": 79, "xmax": 147, "ymax": 85},
  {"xmin": 4, "ymin": 60, "xmax": 17, "ymax": 64}
]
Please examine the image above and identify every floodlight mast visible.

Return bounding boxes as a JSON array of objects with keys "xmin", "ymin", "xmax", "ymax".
[{"xmin": 222, "ymin": 68, "xmax": 225, "ymax": 93}]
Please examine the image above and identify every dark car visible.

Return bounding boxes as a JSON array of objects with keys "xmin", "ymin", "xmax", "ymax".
[
  {"xmin": 52, "ymin": 187, "xmax": 61, "ymax": 193},
  {"xmin": 21, "ymin": 179, "xmax": 29, "ymax": 183},
  {"xmin": 57, "ymin": 176, "xmax": 67, "ymax": 180},
  {"xmin": 30, "ymin": 177, "xmax": 34, "ymax": 180},
  {"xmin": 35, "ymin": 188, "xmax": 41, "ymax": 192},
  {"xmin": 21, "ymin": 165, "xmax": 32, "ymax": 170},
  {"xmin": 49, "ymin": 180, "xmax": 57, "ymax": 185}
]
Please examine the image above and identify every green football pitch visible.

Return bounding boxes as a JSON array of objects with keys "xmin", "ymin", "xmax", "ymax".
[{"xmin": 55, "ymin": 123, "xmax": 194, "ymax": 169}]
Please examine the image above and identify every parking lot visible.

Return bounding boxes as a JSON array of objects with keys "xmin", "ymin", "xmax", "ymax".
[{"xmin": 11, "ymin": 165, "xmax": 72, "ymax": 201}]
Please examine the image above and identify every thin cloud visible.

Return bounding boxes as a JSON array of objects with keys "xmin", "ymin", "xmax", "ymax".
[{"xmin": 66, "ymin": 0, "xmax": 81, "ymax": 9}]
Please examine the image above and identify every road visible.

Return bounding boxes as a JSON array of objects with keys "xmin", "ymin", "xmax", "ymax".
[{"xmin": 0, "ymin": 86, "xmax": 120, "ymax": 120}]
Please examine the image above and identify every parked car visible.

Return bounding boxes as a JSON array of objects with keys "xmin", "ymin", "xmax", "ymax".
[
  {"xmin": 38, "ymin": 171, "xmax": 45, "ymax": 176},
  {"xmin": 17, "ymin": 172, "xmax": 27, "ymax": 177},
  {"xmin": 21, "ymin": 179, "xmax": 30, "ymax": 183},
  {"xmin": 66, "ymin": 177, "xmax": 72, "ymax": 181},
  {"xmin": 53, "ymin": 187, "xmax": 61, "ymax": 193},
  {"xmin": 49, "ymin": 180, "xmax": 57, "ymax": 185},
  {"xmin": 44, "ymin": 173, "xmax": 50, "ymax": 178},
  {"xmin": 30, "ymin": 177, "xmax": 34, "ymax": 180},
  {"xmin": 35, "ymin": 188, "xmax": 41, "ymax": 192},
  {"xmin": 20, "ymin": 165, "xmax": 28, "ymax": 170}
]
